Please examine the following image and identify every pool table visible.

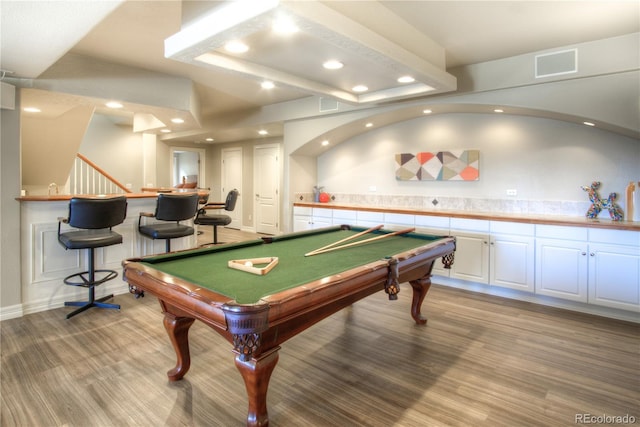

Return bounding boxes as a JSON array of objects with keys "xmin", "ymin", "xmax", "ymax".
[{"xmin": 123, "ymin": 225, "xmax": 455, "ymax": 426}]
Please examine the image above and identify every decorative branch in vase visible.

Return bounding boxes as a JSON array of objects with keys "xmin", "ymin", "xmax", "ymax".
[{"xmin": 313, "ymin": 186, "xmax": 324, "ymax": 203}]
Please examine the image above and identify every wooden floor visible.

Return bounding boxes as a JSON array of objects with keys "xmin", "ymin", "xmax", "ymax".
[{"xmin": 1, "ymin": 227, "xmax": 638, "ymax": 426}]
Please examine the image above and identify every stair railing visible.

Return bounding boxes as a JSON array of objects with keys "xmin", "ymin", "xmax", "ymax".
[{"xmin": 68, "ymin": 153, "xmax": 132, "ymax": 195}]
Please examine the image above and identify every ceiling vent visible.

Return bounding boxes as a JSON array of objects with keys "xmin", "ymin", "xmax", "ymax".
[
  {"xmin": 319, "ymin": 97, "xmax": 339, "ymax": 112},
  {"xmin": 535, "ymin": 49, "xmax": 577, "ymax": 78}
]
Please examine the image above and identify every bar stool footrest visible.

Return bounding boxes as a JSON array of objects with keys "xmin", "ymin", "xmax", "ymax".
[{"xmin": 63, "ymin": 269, "xmax": 118, "ymax": 287}]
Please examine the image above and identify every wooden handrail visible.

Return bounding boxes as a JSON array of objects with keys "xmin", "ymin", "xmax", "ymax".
[{"xmin": 76, "ymin": 153, "xmax": 132, "ymax": 193}]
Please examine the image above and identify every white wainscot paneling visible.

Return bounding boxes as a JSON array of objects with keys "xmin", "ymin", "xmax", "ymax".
[{"xmin": 33, "ymin": 223, "xmax": 83, "ymax": 284}]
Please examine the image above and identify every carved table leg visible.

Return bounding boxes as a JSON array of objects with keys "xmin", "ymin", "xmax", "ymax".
[
  {"xmin": 409, "ymin": 277, "xmax": 432, "ymax": 325},
  {"xmin": 234, "ymin": 347, "xmax": 280, "ymax": 427},
  {"xmin": 163, "ymin": 313, "xmax": 196, "ymax": 381}
]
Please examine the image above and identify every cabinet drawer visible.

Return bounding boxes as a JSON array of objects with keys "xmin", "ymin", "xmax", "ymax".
[
  {"xmin": 332, "ymin": 209, "xmax": 357, "ymax": 224},
  {"xmin": 312, "ymin": 208, "xmax": 333, "ymax": 219},
  {"xmin": 293, "ymin": 206, "xmax": 312, "ymax": 216},
  {"xmin": 450, "ymin": 218, "xmax": 490, "ymax": 232},
  {"xmin": 384, "ymin": 213, "xmax": 415, "ymax": 227},
  {"xmin": 415, "ymin": 215, "xmax": 450, "ymax": 229},
  {"xmin": 356, "ymin": 210, "xmax": 385, "ymax": 225},
  {"xmin": 490, "ymin": 221, "xmax": 534, "ymax": 236},
  {"xmin": 536, "ymin": 224, "xmax": 587, "ymax": 241},
  {"xmin": 589, "ymin": 228, "xmax": 640, "ymax": 246}
]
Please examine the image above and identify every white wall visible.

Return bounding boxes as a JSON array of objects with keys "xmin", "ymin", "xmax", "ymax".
[
  {"xmin": 78, "ymin": 113, "xmax": 144, "ymax": 191},
  {"xmin": 317, "ymin": 113, "xmax": 640, "ymax": 212}
]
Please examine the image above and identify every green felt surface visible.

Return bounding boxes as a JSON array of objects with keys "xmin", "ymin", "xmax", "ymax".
[{"xmin": 141, "ymin": 227, "xmax": 444, "ymax": 304}]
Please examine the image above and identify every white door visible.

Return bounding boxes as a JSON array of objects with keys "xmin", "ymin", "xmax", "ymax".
[
  {"xmin": 221, "ymin": 147, "xmax": 242, "ymax": 230},
  {"xmin": 170, "ymin": 147, "xmax": 206, "ymax": 188},
  {"xmin": 254, "ymin": 144, "xmax": 280, "ymax": 235}
]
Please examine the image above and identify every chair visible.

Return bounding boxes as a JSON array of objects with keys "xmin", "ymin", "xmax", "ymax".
[
  {"xmin": 57, "ymin": 196, "xmax": 128, "ymax": 319},
  {"xmin": 194, "ymin": 189, "xmax": 239, "ymax": 245},
  {"xmin": 138, "ymin": 193, "xmax": 199, "ymax": 252}
]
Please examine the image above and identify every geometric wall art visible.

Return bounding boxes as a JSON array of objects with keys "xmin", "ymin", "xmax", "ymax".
[{"xmin": 395, "ymin": 150, "xmax": 480, "ymax": 181}]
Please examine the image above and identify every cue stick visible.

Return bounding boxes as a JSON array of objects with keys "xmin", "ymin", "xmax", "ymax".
[
  {"xmin": 304, "ymin": 224, "xmax": 384, "ymax": 257},
  {"xmin": 305, "ymin": 227, "xmax": 415, "ymax": 257}
]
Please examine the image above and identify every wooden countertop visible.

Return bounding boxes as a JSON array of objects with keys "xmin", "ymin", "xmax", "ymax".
[
  {"xmin": 294, "ymin": 202, "xmax": 640, "ymax": 231},
  {"xmin": 17, "ymin": 189, "xmax": 209, "ymax": 202}
]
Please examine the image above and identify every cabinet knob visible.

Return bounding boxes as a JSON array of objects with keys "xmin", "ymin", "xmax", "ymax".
[
  {"xmin": 581, "ymin": 252, "xmax": 587, "ymax": 256},
  {"xmin": 590, "ymin": 253, "xmax": 595, "ymax": 257}
]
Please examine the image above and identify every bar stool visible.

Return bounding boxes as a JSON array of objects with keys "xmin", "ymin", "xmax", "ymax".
[
  {"xmin": 57, "ymin": 196, "xmax": 128, "ymax": 319},
  {"xmin": 138, "ymin": 193, "xmax": 199, "ymax": 252},
  {"xmin": 194, "ymin": 189, "xmax": 238, "ymax": 245}
]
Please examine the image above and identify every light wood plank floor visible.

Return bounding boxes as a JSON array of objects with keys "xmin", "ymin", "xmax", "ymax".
[{"xmin": 2, "ymin": 227, "xmax": 638, "ymax": 426}]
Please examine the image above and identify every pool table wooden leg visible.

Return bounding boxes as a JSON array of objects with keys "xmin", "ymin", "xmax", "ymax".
[
  {"xmin": 234, "ymin": 347, "xmax": 280, "ymax": 427},
  {"xmin": 163, "ymin": 313, "xmax": 196, "ymax": 381},
  {"xmin": 409, "ymin": 277, "xmax": 432, "ymax": 325}
]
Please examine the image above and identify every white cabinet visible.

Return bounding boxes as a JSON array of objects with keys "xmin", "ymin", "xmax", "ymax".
[
  {"xmin": 588, "ymin": 229, "xmax": 640, "ymax": 311},
  {"xmin": 449, "ymin": 220, "xmax": 535, "ymax": 290},
  {"xmin": 291, "ymin": 204, "xmax": 640, "ymax": 317},
  {"xmin": 535, "ymin": 225, "xmax": 589, "ymax": 302},
  {"xmin": 450, "ymin": 231, "xmax": 490, "ymax": 283},
  {"xmin": 536, "ymin": 238, "xmax": 589, "ymax": 302},
  {"xmin": 489, "ymin": 222, "xmax": 535, "ymax": 292},
  {"xmin": 536, "ymin": 226, "xmax": 640, "ymax": 310},
  {"xmin": 293, "ymin": 207, "xmax": 332, "ymax": 231},
  {"xmin": 449, "ymin": 219, "xmax": 491, "ymax": 284}
]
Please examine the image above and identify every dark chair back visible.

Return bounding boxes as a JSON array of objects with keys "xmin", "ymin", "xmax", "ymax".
[
  {"xmin": 155, "ymin": 193, "xmax": 199, "ymax": 222},
  {"xmin": 67, "ymin": 196, "xmax": 127, "ymax": 229},
  {"xmin": 225, "ymin": 189, "xmax": 239, "ymax": 212}
]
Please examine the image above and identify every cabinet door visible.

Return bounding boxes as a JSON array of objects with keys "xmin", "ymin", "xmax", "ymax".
[
  {"xmin": 535, "ymin": 239, "xmax": 588, "ymax": 302},
  {"xmin": 588, "ymin": 243, "xmax": 640, "ymax": 311},
  {"xmin": 490, "ymin": 234, "xmax": 535, "ymax": 292},
  {"xmin": 293, "ymin": 215, "xmax": 312, "ymax": 232},
  {"xmin": 450, "ymin": 232, "xmax": 489, "ymax": 284}
]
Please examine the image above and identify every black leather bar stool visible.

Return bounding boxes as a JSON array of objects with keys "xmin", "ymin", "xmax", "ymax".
[
  {"xmin": 138, "ymin": 193, "xmax": 199, "ymax": 252},
  {"xmin": 57, "ymin": 196, "xmax": 128, "ymax": 319},
  {"xmin": 194, "ymin": 189, "xmax": 238, "ymax": 245}
]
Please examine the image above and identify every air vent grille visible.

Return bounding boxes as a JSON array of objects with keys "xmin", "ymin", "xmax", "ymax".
[{"xmin": 535, "ymin": 49, "xmax": 577, "ymax": 78}]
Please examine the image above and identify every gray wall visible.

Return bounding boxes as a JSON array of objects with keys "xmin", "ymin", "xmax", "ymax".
[
  {"xmin": 1, "ymin": 93, "xmax": 22, "ymax": 311},
  {"xmin": 317, "ymin": 113, "xmax": 640, "ymax": 207}
]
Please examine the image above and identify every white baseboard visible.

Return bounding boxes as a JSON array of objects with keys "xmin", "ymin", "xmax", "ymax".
[{"xmin": 0, "ymin": 304, "xmax": 24, "ymax": 321}]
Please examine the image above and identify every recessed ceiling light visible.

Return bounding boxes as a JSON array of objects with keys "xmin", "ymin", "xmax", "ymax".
[
  {"xmin": 160, "ymin": 129, "xmax": 171, "ymax": 133},
  {"xmin": 171, "ymin": 118, "xmax": 185, "ymax": 124},
  {"xmin": 224, "ymin": 40, "xmax": 249, "ymax": 53},
  {"xmin": 494, "ymin": 109, "xmax": 504, "ymax": 113},
  {"xmin": 258, "ymin": 130, "xmax": 268, "ymax": 135},
  {"xmin": 205, "ymin": 138, "xmax": 214, "ymax": 142},
  {"xmin": 23, "ymin": 107, "xmax": 41, "ymax": 113},
  {"xmin": 321, "ymin": 140, "xmax": 330, "ymax": 146},
  {"xmin": 352, "ymin": 85, "xmax": 368, "ymax": 92},
  {"xmin": 272, "ymin": 16, "xmax": 298, "ymax": 34},
  {"xmin": 397, "ymin": 76, "xmax": 415, "ymax": 83},
  {"xmin": 105, "ymin": 101, "xmax": 123, "ymax": 109},
  {"xmin": 323, "ymin": 60, "xmax": 343, "ymax": 70},
  {"xmin": 423, "ymin": 109, "xmax": 432, "ymax": 114},
  {"xmin": 365, "ymin": 122, "xmax": 373, "ymax": 128},
  {"xmin": 261, "ymin": 81, "xmax": 275, "ymax": 89},
  {"xmin": 583, "ymin": 121, "xmax": 595, "ymax": 127}
]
